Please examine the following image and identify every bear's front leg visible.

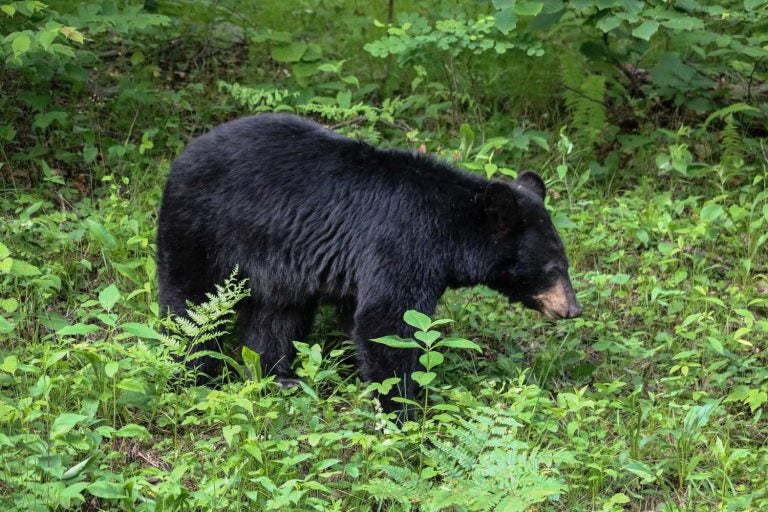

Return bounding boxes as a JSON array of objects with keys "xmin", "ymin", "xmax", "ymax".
[
  {"xmin": 237, "ymin": 300, "xmax": 317, "ymax": 381},
  {"xmin": 352, "ymin": 293, "xmax": 439, "ymax": 415}
]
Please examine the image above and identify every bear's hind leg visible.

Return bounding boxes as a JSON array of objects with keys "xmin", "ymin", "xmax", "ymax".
[
  {"xmin": 238, "ymin": 301, "xmax": 318, "ymax": 380},
  {"xmin": 157, "ymin": 247, "xmax": 223, "ymax": 382}
]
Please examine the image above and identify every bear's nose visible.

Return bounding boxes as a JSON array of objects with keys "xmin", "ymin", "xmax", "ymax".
[{"xmin": 566, "ymin": 300, "xmax": 583, "ymax": 319}]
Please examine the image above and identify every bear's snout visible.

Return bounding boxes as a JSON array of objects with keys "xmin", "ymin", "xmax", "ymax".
[{"xmin": 533, "ymin": 279, "xmax": 582, "ymax": 319}]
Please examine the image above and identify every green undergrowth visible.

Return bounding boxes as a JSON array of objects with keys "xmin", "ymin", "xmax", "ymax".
[{"xmin": 1, "ymin": 155, "xmax": 767, "ymax": 511}]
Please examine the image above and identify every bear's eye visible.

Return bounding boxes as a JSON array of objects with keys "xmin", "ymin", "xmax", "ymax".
[{"xmin": 541, "ymin": 265, "xmax": 564, "ymax": 282}]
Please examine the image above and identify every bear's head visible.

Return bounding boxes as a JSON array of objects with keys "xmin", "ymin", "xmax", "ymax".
[{"xmin": 484, "ymin": 171, "xmax": 582, "ymax": 319}]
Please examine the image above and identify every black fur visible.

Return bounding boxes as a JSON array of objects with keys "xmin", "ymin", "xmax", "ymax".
[{"xmin": 157, "ymin": 114, "xmax": 580, "ymax": 411}]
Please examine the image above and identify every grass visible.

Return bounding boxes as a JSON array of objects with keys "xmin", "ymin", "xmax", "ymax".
[{"xmin": 1, "ymin": 146, "xmax": 766, "ymax": 510}]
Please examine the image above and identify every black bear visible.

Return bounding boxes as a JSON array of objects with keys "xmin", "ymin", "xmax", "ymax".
[{"xmin": 156, "ymin": 114, "xmax": 581, "ymax": 411}]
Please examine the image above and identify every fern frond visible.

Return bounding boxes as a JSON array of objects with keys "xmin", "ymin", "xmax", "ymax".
[
  {"xmin": 701, "ymin": 102, "xmax": 758, "ymax": 132},
  {"xmin": 721, "ymin": 113, "xmax": 743, "ymax": 169},
  {"xmin": 561, "ymin": 54, "xmax": 607, "ymax": 150},
  {"xmin": 217, "ymin": 82, "xmax": 300, "ymax": 112},
  {"xmin": 161, "ymin": 268, "xmax": 250, "ymax": 360},
  {"xmin": 361, "ymin": 406, "xmax": 567, "ymax": 511}
]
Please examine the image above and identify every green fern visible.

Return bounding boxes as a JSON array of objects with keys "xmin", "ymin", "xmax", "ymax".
[
  {"xmin": 218, "ymin": 81, "xmax": 418, "ymax": 144},
  {"xmin": 362, "ymin": 406, "xmax": 568, "ymax": 511},
  {"xmin": 701, "ymin": 102, "xmax": 758, "ymax": 132},
  {"xmin": 423, "ymin": 407, "xmax": 566, "ymax": 511},
  {"xmin": 161, "ymin": 268, "xmax": 250, "ymax": 363},
  {"xmin": 217, "ymin": 82, "xmax": 300, "ymax": 112},
  {"xmin": 362, "ymin": 464, "xmax": 425, "ymax": 510},
  {"xmin": 560, "ymin": 55, "xmax": 607, "ymax": 150},
  {"xmin": 721, "ymin": 113, "xmax": 743, "ymax": 169}
]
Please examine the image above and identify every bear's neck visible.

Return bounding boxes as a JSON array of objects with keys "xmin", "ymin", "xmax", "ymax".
[{"xmin": 444, "ymin": 218, "xmax": 501, "ymax": 289}]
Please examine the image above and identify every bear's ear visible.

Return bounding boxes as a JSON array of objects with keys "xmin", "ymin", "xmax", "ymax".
[
  {"xmin": 514, "ymin": 170, "xmax": 546, "ymax": 201},
  {"xmin": 483, "ymin": 181, "xmax": 519, "ymax": 232}
]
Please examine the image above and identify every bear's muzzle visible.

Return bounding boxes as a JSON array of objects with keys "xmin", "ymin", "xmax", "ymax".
[{"xmin": 533, "ymin": 278, "xmax": 582, "ymax": 319}]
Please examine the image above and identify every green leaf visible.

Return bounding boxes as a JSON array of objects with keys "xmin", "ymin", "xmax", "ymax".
[
  {"xmin": 0, "ymin": 123, "xmax": 16, "ymax": 141},
  {"xmin": 97, "ymin": 313, "xmax": 117, "ymax": 327},
  {"xmin": 62, "ymin": 457, "xmax": 92, "ymax": 480},
  {"xmin": 596, "ymin": 15, "xmax": 621, "ymax": 33},
  {"xmin": 117, "ymin": 378, "xmax": 146, "ymax": 394},
  {"xmin": 700, "ymin": 203, "xmax": 725, "ymax": 222},
  {"xmin": 623, "ymin": 461, "xmax": 656, "ymax": 483},
  {"xmin": 660, "ymin": 14, "xmax": 703, "ymax": 31},
  {"xmin": 610, "ymin": 273, "xmax": 631, "ymax": 285},
  {"xmin": 57, "ymin": 323, "xmax": 99, "ymax": 336},
  {"xmin": 116, "ymin": 424, "xmax": 150, "ymax": 440},
  {"xmin": 302, "ymin": 43, "xmax": 323, "ymax": 61},
  {"xmin": 87, "ymin": 481, "xmax": 125, "ymax": 499},
  {"xmin": 271, "ymin": 42, "xmax": 308, "ymax": 62},
  {"xmin": 60, "ymin": 26, "xmax": 84, "ymax": 44},
  {"xmin": 11, "ymin": 34, "xmax": 31, "ymax": 57},
  {"xmin": 0, "ymin": 355, "xmax": 19, "ymax": 374},
  {"xmin": 707, "ymin": 337, "xmax": 725, "ymax": 356},
  {"xmin": 0, "ymin": 316, "xmax": 14, "ymax": 335},
  {"xmin": 403, "ymin": 310, "xmax": 431, "ymax": 331},
  {"xmin": 222, "ymin": 424, "xmax": 241, "ymax": 446},
  {"xmin": 372, "ymin": 336, "xmax": 420, "ymax": 349},
  {"xmin": 460, "ymin": 123, "xmax": 475, "ymax": 157},
  {"xmin": 553, "ymin": 212, "xmax": 577, "ymax": 230},
  {"xmin": 726, "ymin": 385, "xmax": 750, "ymax": 402},
  {"xmin": 98, "ymin": 283, "xmax": 121, "ymax": 312},
  {"xmin": 494, "ymin": 8, "xmax": 518, "ymax": 34},
  {"xmin": 38, "ymin": 311, "xmax": 68, "ymax": 333},
  {"xmin": 419, "ymin": 351, "xmax": 444, "ymax": 369},
  {"xmin": 242, "ymin": 345, "xmax": 262, "ymax": 381},
  {"xmin": 121, "ymin": 322, "xmax": 163, "ymax": 340},
  {"xmin": 9, "ymin": 259, "xmax": 41, "ymax": 276},
  {"xmin": 607, "ymin": 493, "xmax": 631, "ymax": 505},
  {"xmin": 83, "ymin": 145, "xmax": 98, "ymax": 163},
  {"xmin": 745, "ymin": 0, "xmax": 768, "ymax": 9},
  {"xmin": 411, "ymin": 371, "xmax": 436, "ymax": 387},
  {"xmin": 336, "ymin": 89, "xmax": 351, "ymax": 109},
  {"xmin": 60, "ymin": 482, "xmax": 88, "ymax": 507},
  {"xmin": 51, "ymin": 413, "xmax": 87, "ymax": 439},
  {"xmin": 292, "ymin": 61, "xmax": 320, "ymax": 77},
  {"xmin": 367, "ymin": 376, "xmax": 401, "ymax": 395},
  {"xmin": 746, "ymin": 390, "xmax": 767, "ymax": 412},
  {"xmin": 414, "ymin": 330, "xmax": 440, "ymax": 346},
  {"xmin": 435, "ymin": 337, "xmax": 482, "ymax": 352},
  {"xmin": 86, "ymin": 219, "xmax": 116, "ymax": 250},
  {"xmin": 37, "ymin": 28, "xmax": 58, "ymax": 50},
  {"xmin": 104, "ymin": 361, "xmax": 119, "ymax": 378},
  {"xmin": 0, "ymin": 298, "xmax": 18, "ymax": 313},
  {"xmin": 683, "ymin": 401, "xmax": 719, "ymax": 434},
  {"xmin": 632, "ymin": 20, "xmax": 659, "ymax": 41},
  {"xmin": 31, "ymin": 374, "xmax": 51, "ymax": 398},
  {"xmin": 657, "ymin": 241, "xmax": 677, "ymax": 255},
  {"xmin": 33, "ymin": 110, "xmax": 67, "ymax": 130},
  {"xmin": 345, "ymin": 464, "xmax": 360, "ymax": 478},
  {"xmin": 514, "ymin": 1, "xmax": 543, "ymax": 15}
]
